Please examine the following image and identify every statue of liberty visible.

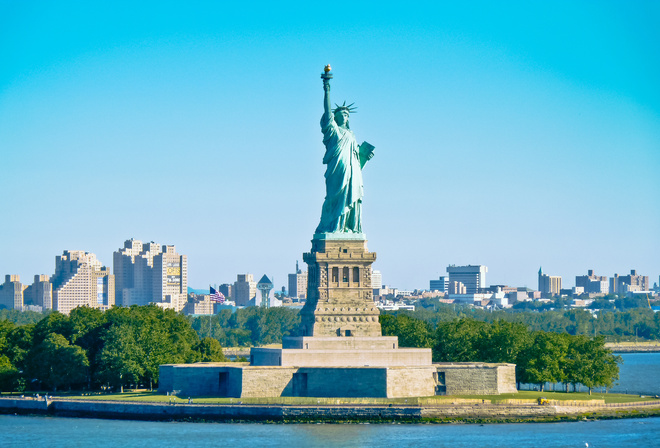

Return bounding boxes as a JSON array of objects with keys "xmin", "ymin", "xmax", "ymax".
[{"xmin": 315, "ymin": 65, "xmax": 375, "ymax": 235}]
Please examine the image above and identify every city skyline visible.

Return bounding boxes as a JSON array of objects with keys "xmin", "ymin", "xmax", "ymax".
[{"xmin": 2, "ymin": 2, "xmax": 659, "ymax": 291}]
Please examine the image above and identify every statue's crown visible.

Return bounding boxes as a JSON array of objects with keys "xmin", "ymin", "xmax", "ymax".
[{"xmin": 332, "ymin": 101, "xmax": 357, "ymax": 114}]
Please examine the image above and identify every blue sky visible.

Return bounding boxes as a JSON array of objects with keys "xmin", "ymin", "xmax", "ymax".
[{"xmin": 1, "ymin": 1, "xmax": 658, "ymax": 291}]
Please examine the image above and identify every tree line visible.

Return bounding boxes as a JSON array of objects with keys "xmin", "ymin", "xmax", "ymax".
[
  {"xmin": 381, "ymin": 313, "xmax": 621, "ymax": 393},
  {"xmin": 0, "ymin": 303, "xmax": 639, "ymax": 394},
  {"xmin": 411, "ymin": 300, "xmax": 660, "ymax": 341},
  {"xmin": 0, "ymin": 305, "xmax": 226, "ymax": 392},
  {"xmin": 187, "ymin": 307, "xmax": 301, "ymax": 347}
]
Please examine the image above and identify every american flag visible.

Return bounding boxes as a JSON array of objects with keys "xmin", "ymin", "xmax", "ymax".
[{"xmin": 210, "ymin": 287, "xmax": 225, "ymax": 303}]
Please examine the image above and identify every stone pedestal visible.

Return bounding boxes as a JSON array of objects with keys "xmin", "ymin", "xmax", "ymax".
[{"xmin": 300, "ymin": 235, "xmax": 380, "ymax": 337}]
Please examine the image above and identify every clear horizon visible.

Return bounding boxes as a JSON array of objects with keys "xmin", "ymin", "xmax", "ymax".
[{"xmin": 1, "ymin": 1, "xmax": 658, "ymax": 292}]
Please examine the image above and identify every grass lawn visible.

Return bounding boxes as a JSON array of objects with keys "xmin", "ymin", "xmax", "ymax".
[{"xmin": 452, "ymin": 390, "xmax": 659, "ymax": 404}]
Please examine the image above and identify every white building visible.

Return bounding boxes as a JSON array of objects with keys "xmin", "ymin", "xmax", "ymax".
[
  {"xmin": 371, "ymin": 270, "xmax": 382, "ymax": 289},
  {"xmin": 52, "ymin": 250, "xmax": 114, "ymax": 315}
]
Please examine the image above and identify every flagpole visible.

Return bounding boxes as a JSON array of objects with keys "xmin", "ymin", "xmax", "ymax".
[{"xmin": 209, "ymin": 285, "xmax": 212, "ymax": 338}]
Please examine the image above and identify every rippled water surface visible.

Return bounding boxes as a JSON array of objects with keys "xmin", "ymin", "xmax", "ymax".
[{"xmin": 1, "ymin": 415, "xmax": 659, "ymax": 448}]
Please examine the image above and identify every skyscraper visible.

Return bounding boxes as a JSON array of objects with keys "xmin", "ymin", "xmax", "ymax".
[
  {"xmin": 52, "ymin": 250, "xmax": 115, "ymax": 315},
  {"xmin": 113, "ymin": 239, "xmax": 188, "ymax": 311},
  {"xmin": 234, "ymin": 274, "xmax": 256, "ymax": 306},
  {"xmin": 0, "ymin": 275, "xmax": 23, "ymax": 310},
  {"xmin": 371, "ymin": 270, "xmax": 382, "ymax": 289},
  {"xmin": 446, "ymin": 265, "xmax": 487, "ymax": 294},
  {"xmin": 23, "ymin": 275, "xmax": 52, "ymax": 310},
  {"xmin": 288, "ymin": 261, "xmax": 308, "ymax": 299},
  {"xmin": 113, "ymin": 239, "xmax": 162, "ymax": 306},
  {"xmin": 152, "ymin": 245, "xmax": 188, "ymax": 311},
  {"xmin": 538, "ymin": 267, "xmax": 562, "ymax": 297}
]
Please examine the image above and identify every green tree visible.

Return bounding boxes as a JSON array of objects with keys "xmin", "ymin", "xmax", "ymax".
[
  {"xmin": 516, "ymin": 331, "xmax": 568, "ymax": 391},
  {"xmin": 32, "ymin": 312, "xmax": 72, "ymax": 345},
  {"xmin": 193, "ymin": 337, "xmax": 227, "ymax": 362},
  {"xmin": 433, "ymin": 319, "xmax": 488, "ymax": 362},
  {"xmin": 380, "ymin": 313, "xmax": 433, "ymax": 348},
  {"xmin": 0, "ymin": 354, "xmax": 23, "ymax": 392},
  {"xmin": 96, "ymin": 324, "xmax": 144, "ymax": 392},
  {"xmin": 27, "ymin": 333, "xmax": 88, "ymax": 391},
  {"xmin": 565, "ymin": 335, "xmax": 620, "ymax": 394},
  {"xmin": 477, "ymin": 320, "xmax": 531, "ymax": 364}
]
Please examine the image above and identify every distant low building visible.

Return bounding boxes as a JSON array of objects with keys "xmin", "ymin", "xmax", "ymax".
[
  {"xmin": 449, "ymin": 292, "xmax": 508, "ymax": 308},
  {"xmin": 506, "ymin": 290, "xmax": 528, "ymax": 304},
  {"xmin": 376, "ymin": 300, "xmax": 415, "ymax": 311},
  {"xmin": 181, "ymin": 294, "xmax": 213, "ymax": 315},
  {"xmin": 429, "ymin": 276, "xmax": 448, "ymax": 292}
]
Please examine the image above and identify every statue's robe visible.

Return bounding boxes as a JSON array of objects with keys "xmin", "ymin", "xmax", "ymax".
[{"xmin": 315, "ymin": 113, "xmax": 367, "ymax": 234}]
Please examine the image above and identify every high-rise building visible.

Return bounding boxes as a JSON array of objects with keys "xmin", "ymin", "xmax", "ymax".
[
  {"xmin": 371, "ymin": 270, "xmax": 382, "ymax": 289},
  {"xmin": 113, "ymin": 239, "xmax": 163, "ymax": 306},
  {"xmin": 288, "ymin": 261, "xmax": 308, "ymax": 299},
  {"xmin": 447, "ymin": 265, "xmax": 487, "ymax": 294},
  {"xmin": 538, "ymin": 267, "xmax": 562, "ymax": 297},
  {"xmin": 575, "ymin": 269, "xmax": 609, "ymax": 294},
  {"xmin": 234, "ymin": 274, "xmax": 256, "ymax": 306},
  {"xmin": 153, "ymin": 245, "xmax": 188, "ymax": 311},
  {"xmin": 0, "ymin": 275, "xmax": 23, "ymax": 310},
  {"xmin": 113, "ymin": 239, "xmax": 188, "ymax": 311},
  {"xmin": 610, "ymin": 270, "xmax": 649, "ymax": 295},
  {"xmin": 23, "ymin": 275, "xmax": 52, "ymax": 310},
  {"xmin": 52, "ymin": 251, "xmax": 115, "ymax": 315},
  {"xmin": 448, "ymin": 281, "xmax": 466, "ymax": 295},
  {"xmin": 429, "ymin": 276, "xmax": 448, "ymax": 292},
  {"xmin": 218, "ymin": 283, "xmax": 232, "ymax": 299}
]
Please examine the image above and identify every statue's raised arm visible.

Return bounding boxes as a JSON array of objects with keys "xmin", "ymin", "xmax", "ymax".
[
  {"xmin": 315, "ymin": 65, "xmax": 374, "ymax": 236},
  {"xmin": 322, "ymin": 66, "xmax": 332, "ymax": 122}
]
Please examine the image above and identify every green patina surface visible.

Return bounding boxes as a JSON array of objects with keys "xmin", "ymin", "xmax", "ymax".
[{"xmin": 315, "ymin": 67, "xmax": 374, "ymax": 235}]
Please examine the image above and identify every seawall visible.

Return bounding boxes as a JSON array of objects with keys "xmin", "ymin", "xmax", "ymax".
[
  {"xmin": 606, "ymin": 342, "xmax": 660, "ymax": 353},
  {"xmin": 2, "ymin": 397, "xmax": 660, "ymax": 423}
]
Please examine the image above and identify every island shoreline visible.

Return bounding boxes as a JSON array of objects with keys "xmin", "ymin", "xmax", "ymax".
[{"xmin": 2, "ymin": 397, "xmax": 659, "ymax": 424}]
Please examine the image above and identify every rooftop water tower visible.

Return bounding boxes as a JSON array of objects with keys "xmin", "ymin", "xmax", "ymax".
[{"xmin": 257, "ymin": 275, "xmax": 274, "ymax": 308}]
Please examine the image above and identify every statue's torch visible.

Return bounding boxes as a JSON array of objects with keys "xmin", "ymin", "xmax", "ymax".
[{"xmin": 321, "ymin": 64, "xmax": 333, "ymax": 82}]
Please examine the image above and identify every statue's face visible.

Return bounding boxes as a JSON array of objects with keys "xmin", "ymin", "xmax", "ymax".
[{"xmin": 335, "ymin": 110, "xmax": 349, "ymax": 126}]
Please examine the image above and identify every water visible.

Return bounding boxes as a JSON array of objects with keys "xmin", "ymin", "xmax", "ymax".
[
  {"xmin": 610, "ymin": 353, "xmax": 660, "ymax": 395},
  {"xmin": 0, "ymin": 415, "xmax": 659, "ymax": 447}
]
